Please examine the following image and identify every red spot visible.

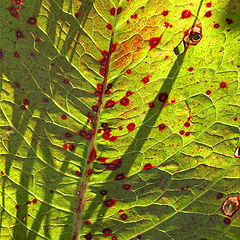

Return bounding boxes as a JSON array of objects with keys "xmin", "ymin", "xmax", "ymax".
[
  {"xmin": 184, "ymin": 122, "xmax": 190, "ymax": 127},
  {"xmin": 103, "ymin": 228, "xmax": 112, "ymax": 236},
  {"xmin": 148, "ymin": 102, "xmax": 155, "ymax": 108},
  {"xmin": 107, "ymin": 83, "xmax": 113, "ymax": 89},
  {"xmin": 115, "ymin": 173, "xmax": 125, "ymax": 181},
  {"xmin": 179, "ymin": 130, "xmax": 185, "ymax": 135},
  {"xmin": 214, "ymin": 23, "xmax": 220, "ymax": 28},
  {"xmin": 21, "ymin": 105, "xmax": 26, "ymax": 110},
  {"xmin": 97, "ymin": 157, "xmax": 108, "ymax": 163},
  {"xmin": 206, "ymin": 90, "xmax": 212, "ymax": 95},
  {"xmin": 109, "ymin": 136, "xmax": 118, "ymax": 142},
  {"xmin": 120, "ymin": 213, "xmax": 128, "ymax": 220},
  {"xmin": 68, "ymin": 144, "xmax": 75, "ymax": 151},
  {"xmin": 224, "ymin": 218, "xmax": 232, "ymax": 225},
  {"xmin": 14, "ymin": 82, "xmax": 21, "ymax": 88},
  {"xmin": 63, "ymin": 78, "xmax": 70, "ymax": 84},
  {"xmin": 97, "ymin": 83, "xmax": 103, "ymax": 92},
  {"xmin": 206, "ymin": 2, "xmax": 212, "ymax": 7},
  {"xmin": 14, "ymin": 204, "xmax": 19, "ymax": 209},
  {"xmin": 101, "ymin": 122, "xmax": 108, "ymax": 129},
  {"xmin": 112, "ymin": 236, "xmax": 118, "ymax": 240},
  {"xmin": 216, "ymin": 193, "xmax": 224, "ymax": 200},
  {"xmin": 127, "ymin": 123, "xmax": 135, "ymax": 131},
  {"xmin": 63, "ymin": 143, "xmax": 68, "ymax": 149},
  {"xmin": 110, "ymin": 7, "xmax": 116, "ymax": 15},
  {"xmin": 105, "ymin": 89, "xmax": 111, "ymax": 95},
  {"xmin": 102, "ymin": 131, "xmax": 111, "ymax": 140},
  {"xmin": 233, "ymin": 117, "xmax": 238, "ymax": 121},
  {"xmin": 142, "ymin": 163, "xmax": 153, "ymax": 170},
  {"xmin": 14, "ymin": 0, "xmax": 23, "ymax": 4},
  {"xmin": 163, "ymin": 22, "xmax": 169, "ymax": 27},
  {"xmin": 92, "ymin": 105, "xmax": 98, "ymax": 112},
  {"xmin": 126, "ymin": 91, "xmax": 133, "ymax": 96},
  {"xmin": 122, "ymin": 184, "xmax": 131, "ymax": 190},
  {"xmin": 61, "ymin": 114, "xmax": 67, "ymax": 120},
  {"xmin": 220, "ymin": 81, "xmax": 227, "ymax": 88},
  {"xmin": 85, "ymin": 233, "xmax": 92, "ymax": 240},
  {"xmin": 76, "ymin": 171, "xmax": 81, "ymax": 176},
  {"xmin": 104, "ymin": 159, "xmax": 122, "ymax": 170},
  {"xmin": 117, "ymin": 7, "xmax": 122, "ymax": 15},
  {"xmin": 106, "ymin": 23, "xmax": 113, "ymax": 30},
  {"xmin": 117, "ymin": 209, "xmax": 123, "ymax": 213},
  {"xmin": 119, "ymin": 126, "xmax": 123, "ymax": 130},
  {"xmin": 149, "ymin": 35, "xmax": 163, "ymax": 50},
  {"xmin": 74, "ymin": 12, "xmax": 79, "ymax": 18},
  {"xmin": 171, "ymin": 99, "xmax": 176, "ymax": 104},
  {"xmin": 23, "ymin": 99, "xmax": 29, "ymax": 106},
  {"xmin": 35, "ymin": 37, "xmax": 41, "ymax": 42},
  {"xmin": 8, "ymin": 5, "xmax": 19, "ymax": 18},
  {"xmin": 100, "ymin": 189, "xmax": 108, "ymax": 195},
  {"xmin": 126, "ymin": 69, "xmax": 131, "ymax": 74},
  {"xmin": 185, "ymin": 132, "xmax": 190, "ymax": 137},
  {"xmin": 104, "ymin": 199, "xmax": 116, "ymax": 207},
  {"xmin": 32, "ymin": 198, "xmax": 37, "ymax": 204},
  {"xmin": 158, "ymin": 123, "xmax": 166, "ymax": 131},
  {"xmin": 85, "ymin": 220, "xmax": 91, "ymax": 225},
  {"xmin": 87, "ymin": 169, "xmax": 93, "ymax": 176},
  {"xmin": 0, "ymin": 170, "xmax": 4, "ymax": 175},
  {"xmin": 111, "ymin": 43, "xmax": 118, "ymax": 52},
  {"xmin": 77, "ymin": 130, "xmax": 92, "ymax": 141},
  {"xmin": 205, "ymin": 11, "xmax": 212, "ymax": 17},
  {"xmin": 188, "ymin": 67, "xmax": 194, "ymax": 72},
  {"xmin": 141, "ymin": 75, "xmax": 149, "ymax": 84},
  {"xmin": 50, "ymin": 190, "xmax": 54, "ymax": 193},
  {"xmin": 131, "ymin": 14, "xmax": 138, "ymax": 19},
  {"xmin": 26, "ymin": 201, "xmax": 31, "ymax": 205},
  {"xmin": 105, "ymin": 99, "xmax": 116, "ymax": 108},
  {"xmin": 164, "ymin": 55, "xmax": 169, "ymax": 60},
  {"xmin": 120, "ymin": 97, "xmax": 129, "ymax": 106},
  {"xmin": 181, "ymin": 10, "xmax": 192, "ymax": 19},
  {"xmin": 27, "ymin": 17, "xmax": 37, "ymax": 25},
  {"xmin": 137, "ymin": 235, "xmax": 142, "ymax": 239},
  {"xmin": 97, "ymin": 129, "xmax": 101, "ymax": 133},
  {"xmin": 89, "ymin": 148, "xmax": 97, "ymax": 162},
  {"xmin": 226, "ymin": 18, "xmax": 233, "ymax": 24},
  {"xmin": 162, "ymin": 10, "xmax": 169, "ymax": 16},
  {"xmin": 158, "ymin": 92, "xmax": 168, "ymax": 102},
  {"xmin": 15, "ymin": 30, "xmax": 24, "ymax": 39},
  {"xmin": 14, "ymin": 51, "xmax": 20, "ymax": 58}
]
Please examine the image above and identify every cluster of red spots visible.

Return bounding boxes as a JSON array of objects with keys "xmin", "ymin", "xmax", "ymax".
[
  {"xmin": 233, "ymin": 117, "xmax": 238, "ymax": 121},
  {"xmin": 220, "ymin": 81, "xmax": 227, "ymax": 88},
  {"xmin": 99, "ymin": 50, "xmax": 109, "ymax": 77},
  {"xmin": 106, "ymin": 23, "xmax": 113, "ymax": 30},
  {"xmin": 162, "ymin": 10, "xmax": 169, "ymax": 16},
  {"xmin": 122, "ymin": 184, "xmax": 131, "ymax": 190},
  {"xmin": 62, "ymin": 143, "xmax": 75, "ymax": 151},
  {"xmin": 14, "ymin": 51, "xmax": 20, "ymax": 58},
  {"xmin": 149, "ymin": 34, "xmax": 163, "ymax": 50},
  {"xmin": 85, "ymin": 233, "xmax": 92, "ymax": 240},
  {"xmin": 179, "ymin": 130, "xmax": 185, "ymax": 135},
  {"xmin": 96, "ymin": 157, "xmax": 109, "ymax": 163},
  {"xmin": 104, "ymin": 199, "xmax": 116, "ymax": 207},
  {"xmin": 120, "ymin": 97, "xmax": 129, "ymax": 106},
  {"xmin": 105, "ymin": 99, "xmax": 116, "ymax": 108},
  {"xmin": 224, "ymin": 218, "xmax": 232, "ymax": 225},
  {"xmin": 188, "ymin": 67, "xmax": 194, "ymax": 72},
  {"xmin": 158, "ymin": 92, "xmax": 168, "ymax": 102},
  {"xmin": 14, "ymin": 0, "xmax": 23, "ymax": 4},
  {"xmin": 131, "ymin": 14, "xmax": 137, "ymax": 19},
  {"xmin": 226, "ymin": 18, "xmax": 233, "ymax": 24},
  {"xmin": 77, "ymin": 129, "xmax": 92, "ymax": 141},
  {"xmin": 141, "ymin": 75, "xmax": 149, "ymax": 84},
  {"xmin": 206, "ymin": 90, "xmax": 212, "ymax": 95},
  {"xmin": 148, "ymin": 102, "xmax": 155, "ymax": 108},
  {"xmin": 142, "ymin": 163, "xmax": 154, "ymax": 170},
  {"xmin": 15, "ymin": 30, "xmax": 24, "ymax": 39},
  {"xmin": 100, "ymin": 189, "xmax": 108, "ymax": 195},
  {"xmin": 27, "ymin": 17, "xmax": 37, "ymax": 25},
  {"xmin": 158, "ymin": 123, "xmax": 166, "ymax": 131},
  {"xmin": 104, "ymin": 159, "xmax": 122, "ymax": 170},
  {"xmin": 127, "ymin": 123, "xmax": 135, "ymax": 131},
  {"xmin": 26, "ymin": 198, "xmax": 37, "ymax": 205},
  {"xmin": 205, "ymin": 11, "xmax": 212, "ymax": 17},
  {"xmin": 8, "ymin": 5, "xmax": 19, "ymax": 18},
  {"xmin": 126, "ymin": 69, "xmax": 131, "ymax": 74},
  {"xmin": 120, "ymin": 213, "xmax": 128, "ymax": 220},
  {"xmin": 206, "ymin": 2, "xmax": 212, "ymax": 7},
  {"xmin": 109, "ymin": 7, "xmax": 122, "ymax": 16},
  {"xmin": 214, "ymin": 23, "xmax": 220, "ymax": 28},
  {"xmin": 103, "ymin": 228, "xmax": 112, "ymax": 236},
  {"xmin": 76, "ymin": 170, "xmax": 81, "ymax": 176},
  {"xmin": 61, "ymin": 114, "xmax": 67, "ymax": 120},
  {"xmin": 181, "ymin": 10, "xmax": 192, "ymax": 19},
  {"xmin": 89, "ymin": 148, "xmax": 97, "ymax": 163},
  {"xmin": 114, "ymin": 173, "xmax": 125, "ymax": 181},
  {"xmin": 85, "ymin": 220, "xmax": 91, "ymax": 225},
  {"xmin": 163, "ymin": 22, "xmax": 171, "ymax": 28}
]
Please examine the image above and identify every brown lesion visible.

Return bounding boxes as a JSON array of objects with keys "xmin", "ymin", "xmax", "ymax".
[{"xmin": 221, "ymin": 196, "xmax": 240, "ymax": 217}]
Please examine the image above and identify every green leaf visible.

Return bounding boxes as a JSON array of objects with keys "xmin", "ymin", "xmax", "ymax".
[{"xmin": 1, "ymin": 0, "xmax": 240, "ymax": 240}]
